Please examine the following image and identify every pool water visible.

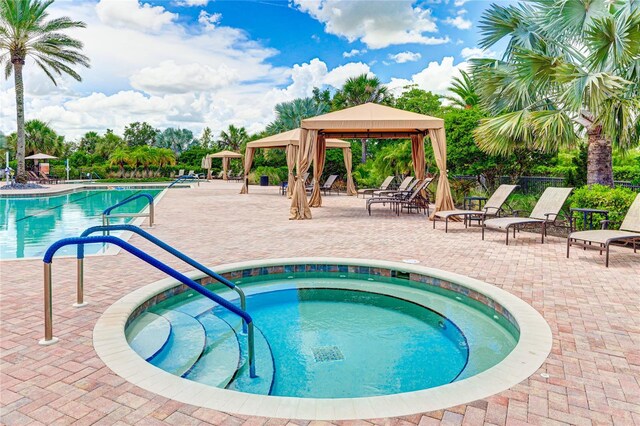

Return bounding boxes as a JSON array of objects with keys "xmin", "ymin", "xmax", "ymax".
[
  {"xmin": 126, "ymin": 276, "xmax": 518, "ymax": 398},
  {"xmin": 0, "ymin": 189, "xmax": 161, "ymax": 259}
]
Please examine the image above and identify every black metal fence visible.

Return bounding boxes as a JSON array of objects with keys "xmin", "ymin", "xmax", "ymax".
[{"xmin": 453, "ymin": 175, "xmax": 640, "ymax": 194}]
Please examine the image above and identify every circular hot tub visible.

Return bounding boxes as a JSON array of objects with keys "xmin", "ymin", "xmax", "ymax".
[{"xmin": 94, "ymin": 258, "xmax": 551, "ymax": 419}]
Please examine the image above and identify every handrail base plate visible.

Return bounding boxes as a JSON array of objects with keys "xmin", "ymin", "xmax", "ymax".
[
  {"xmin": 73, "ymin": 302, "xmax": 89, "ymax": 308},
  {"xmin": 38, "ymin": 337, "xmax": 59, "ymax": 346}
]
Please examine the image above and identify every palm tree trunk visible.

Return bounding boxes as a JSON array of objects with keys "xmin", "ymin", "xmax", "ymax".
[
  {"xmin": 13, "ymin": 61, "xmax": 27, "ymax": 183},
  {"xmin": 586, "ymin": 125, "xmax": 613, "ymax": 187},
  {"xmin": 361, "ymin": 138, "xmax": 367, "ymax": 163}
]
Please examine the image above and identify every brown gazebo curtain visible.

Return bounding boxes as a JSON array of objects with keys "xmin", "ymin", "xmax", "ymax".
[
  {"xmin": 222, "ymin": 157, "xmax": 230, "ymax": 181},
  {"xmin": 309, "ymin": 135, "xmax": 327, "ymax": 207},
  {"xmin": 428, "ymin": 128, "xmax": 456, "ymax": 216},
  {"xmin": 240, "ymin": 147, "xmax": 255, "ymax": 194},
  {"xmin": 411, "ymin": 135, "xmax": 426, "ymax": 181},
  {"xmin": 343, "ymin": 147, "xmax": 357, "ymax": 196},
  {"xmin": 286, "ymin": 144, "xmax": 297, "ymax": 198},
  {"xmin": 290, "ymin": 129, "xmax": 316, "ymax": 219}
]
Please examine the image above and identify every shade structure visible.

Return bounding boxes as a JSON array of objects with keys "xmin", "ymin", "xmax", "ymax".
[
  {"xmin": 290, "ymin": 102, "xmax": 455, "ymax": 220},
  {"xmin": 240, "ymin": 128, "xmax": 355, "ymax": 197},
  {"xmin": 208, "ymin": 150, "xmax": 242, "ymax": 181},
  {"xmin": 25, "ymin": 153, "xmax": 57, "ymax": 160},
  {"xmin": 201, "ymin": 156, "xmax": 212, "ymax": 180}
]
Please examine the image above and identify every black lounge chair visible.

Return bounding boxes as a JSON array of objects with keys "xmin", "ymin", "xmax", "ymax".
[{"xmin": 367, "ymin": 178, "xmax": 431, "ymax": 216}]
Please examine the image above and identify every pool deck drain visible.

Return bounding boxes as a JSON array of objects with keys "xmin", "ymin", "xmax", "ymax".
[{"xmin": 1, "ymin": 180, "xmax": 640, "ymax": 425}]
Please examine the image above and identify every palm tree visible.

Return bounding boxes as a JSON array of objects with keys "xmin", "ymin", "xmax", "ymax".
[
  {"xmin": 216, "ymin": 125, "xmax": 248, "ymax": 151},
  {"xmin": 153, "ymin": 148, "xmax": 176, "ymax": 175},
  {"xmin": 333, "ymin": 74, "xmax": 392, "ymax": 162},
  {"xmin": 266, "ymin": 97, "xmax": 330, "ymax": 134},
  {"xmin": 444, "ymin": 71, "xmax": 479, "ymax": 109},
  {"xmin": 6, "ymin": 119, "xmax": 63, "ymax": 157},
  {"xmin": 108, "ymin": 148, "xmax": 131, "ymax": 177},
  {"xmin": 0, "ymin": 0, "xmax": 89, "ymax": 183},
  {"xmin": 472, "ymin": 1, "xmax": 640, "ymax": 186}
]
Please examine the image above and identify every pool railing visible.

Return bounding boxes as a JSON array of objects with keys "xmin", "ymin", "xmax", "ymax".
[
  {"xmin": 168, "ymin": 174, "xmax": 200, "ymax": 188},
  {"xmin": 40, "ymin": 235, "xmax": 257, "ymax": 378},
  {"xmin": 102, "ymin": 192, "xmax": 155, "ymax": 228}
]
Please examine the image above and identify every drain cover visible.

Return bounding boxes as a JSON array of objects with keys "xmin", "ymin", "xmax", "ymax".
[{"xmin": 312, "ymin": 346, "xmax": 344, "ymax": 362}]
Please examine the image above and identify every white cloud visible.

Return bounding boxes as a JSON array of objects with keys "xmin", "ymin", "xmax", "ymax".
[
  {"xmin": 389, "ymin": 51, "xmax": 422, "ymax": 63},
  {"xmin": 386, "ymin": 56, "xmax": 468, "ymax": 96},
  {"xmin": 96, "ymin": 0, "xmax": 177, "ymax": 32},
  {"xmin": 343, "ymin": 49, "xmax": 366, "ymax": 58},
  {"xmin": 130, "ymin": 60, "xmax": 238, "ymax": 95},
  {"xmin": 198, "ymin": 10, "xmax": 222, "ymax": 29},
  {"xmin": 293, "ymin": 0, "xmax": 449, "ymax": 49},
  {"xmin": 324, "ymin": 62, "xmax": 372, "ymax": 88},
  {"xmin": 454, "ymin": 0, "xmax": 469, "ymax": 6},
  {"xmin": 444, "ymin": 10, "xmax": 472, "ymax": 30},
  {"xmin": 176, "ymin": 0, "xmax": 211, "ymax": 6},
  {"xmin": 460, "ymin": 47, "xmax": 498, "ymax": 59}
]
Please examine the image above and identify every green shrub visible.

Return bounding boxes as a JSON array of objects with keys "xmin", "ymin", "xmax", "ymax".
[
  {"xmin": 570, "ymin": 185, "xmax": 637, "ymax": 230},
  {"xmin": 613, "ymin": 165, "xmax": 640, "ymax": 184}
]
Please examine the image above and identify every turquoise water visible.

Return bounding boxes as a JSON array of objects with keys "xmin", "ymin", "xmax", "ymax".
[
  {"xmin": 127, "ymin": 276, "xmax": 518, "ymax": 398},
  {"xmin": 0, "ymin": 189, "xmax": 161, "ymax": 259}
]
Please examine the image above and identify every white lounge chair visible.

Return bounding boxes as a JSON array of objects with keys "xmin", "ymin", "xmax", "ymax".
[{"xmin": 567, "ymin": 193, "xmax": 640, "ymax": 267}]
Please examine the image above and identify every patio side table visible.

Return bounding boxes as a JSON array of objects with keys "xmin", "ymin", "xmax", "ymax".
[
  {"xmin": 570, "ymin": 207, "xmax": 609, "ymax": 231},
  {"xmin": 463, "ymin": 196, "xmax": 487, "ymax": 226}
]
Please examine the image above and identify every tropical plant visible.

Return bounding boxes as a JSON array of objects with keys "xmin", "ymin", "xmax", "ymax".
[
  {"xmin": 154, "ymin": 127, "xmax": 193, "ymax": 154},
  {"xmin": 266, "ymin": 97, "xmax": 330, "ymax": 134},
  {"xmin": 79, "ymin": 131, "xmax": 100, "ymax": 154},
  {"xmin": 6, "ymin": 119, "xmax": 64, "ymax": 157},
  {"xmin": 0, "ymin": 0, "xmax": 89, "ymax": 183},
  {"xmin": 95, "ymin": 129, "xmax": 125, "ymax": 159},
  {"xmin": 333, "ymin": 73, "xmax": 393, "ymax": 163},
  {"xmin": 123, "ymin": 122, "xmax": 158, "ymax": 148},
  {"xmin": 108, "ymin": 148, "xmax": 131, "ymax": 177},
  {"xmin": 444, "ymin": 70, "xmax": 479, "ymax": 109},
  {"xmin": 216, "ymin": 124, "xmax": 248, "ymax": 151},
  {"xmin": 472, "ymin": 1, "xmax": 640, "ymax": 186}
]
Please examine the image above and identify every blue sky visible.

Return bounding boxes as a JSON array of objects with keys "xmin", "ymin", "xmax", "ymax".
[{"xmin": 0, "ymin": 0, "xmax": 506, "ymax": 139}]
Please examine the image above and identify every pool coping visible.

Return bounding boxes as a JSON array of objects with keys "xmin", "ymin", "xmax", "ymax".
[
  {"xmin": 1, "ymin": 185, "xmax": 178, "ymax": 262},
  {"xmin": 93, "ymin": 258, "xmax": 552, "ymax": 420}
]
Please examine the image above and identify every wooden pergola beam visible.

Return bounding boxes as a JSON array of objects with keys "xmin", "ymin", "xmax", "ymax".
[{"xmin": 318, "ymin": 131, "xmax": 427, "ymax": 139}]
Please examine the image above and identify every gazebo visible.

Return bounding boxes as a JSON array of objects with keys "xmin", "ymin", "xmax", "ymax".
[
  {"xmin": 208, "ymin": 150, "xmax": 243, "ymax": 181},
  {"xmin": 290, "ymin": 102, "xmax": 455, "ymax": 220},
  {"xmin": 240, "ymin": 128, "xmax": 356, "ymax": 197}
]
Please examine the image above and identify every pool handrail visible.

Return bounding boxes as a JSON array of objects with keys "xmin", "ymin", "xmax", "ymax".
[
  {"xmin": 40, "ymin": 235, "xmax": 256, "ymax": 378},
  {"xmin": 168, "ymin": 174, "xmax": 200, "ymax": 189},
  {"xmin": 78, "ymin": 224, "xmax": 247, "ymax": 331},
  {"xmin": 102, "ymin": 192, "xmax": 154, "ymax": 227}
]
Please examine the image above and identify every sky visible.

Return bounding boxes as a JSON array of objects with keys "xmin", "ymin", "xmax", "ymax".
[{"xmin": 0, "ymin": 0, "xmax": 505, "ymax": 141}]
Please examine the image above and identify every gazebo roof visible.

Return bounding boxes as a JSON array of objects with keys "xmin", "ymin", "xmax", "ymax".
[
  {"xmin": 247, "ymin": 128, "xmax": 350, "ymax": 149},
  {"xmin": 301, "ymin": 102, "xmax": 444, "ymax": 137},
  {"xmin": 208, "ymin": 150, "xmax": 243, "ymax": 158}
]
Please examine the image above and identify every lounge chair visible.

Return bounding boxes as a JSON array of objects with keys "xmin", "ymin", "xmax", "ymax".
[
  {"xmin": 433, "ymin": 184, "xmax": 518, "ymax": 232},
  {"xmin": 39, "ymin": 171, "xmax": 59, "ymax": 184},
  {"xmin": 367, "ymin": 178, "xmax": 431, "ymax": 216},
  {"xmin": 567, "ymin": 193, "xmax": 640, "ymax": 267},
  {"xmin": 28, "ymin": 170, "xmax": 46, "ymax": 183},
  {"xmin": 320, "ymin": 175, "xmax": 339, "ymax": 195},
  {"xmin": 373, "ymin": 176, "xmax": 414, "ymax": 197},
  {"xmin": 357, "ymin": 176, "xmax": 394, "ymax": 198},
  {"xmin": 482, "ymin": 187, "xmax": 573, "ymax": 245}
]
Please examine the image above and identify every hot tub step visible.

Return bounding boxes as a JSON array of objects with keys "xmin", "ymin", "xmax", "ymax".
[
  {"xmin": 149, "ymin": 310, "xmax": 206, "ymax": 377},
  {"xmin": 125, "ymin": 312, "xmax": 171, "ymax": 361},
  {"xmin": 184, "ymin": 312, "xmax": 241, "ymax": 388}
]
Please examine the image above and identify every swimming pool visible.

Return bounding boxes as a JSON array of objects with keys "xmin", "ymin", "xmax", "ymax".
[
  {"xmin": 0, "ymin": 189, "xmax": 161, "ymax": 259},
  {"xmin": 96, "ymin": 258, "xmax": 551, "ymax": 419}
]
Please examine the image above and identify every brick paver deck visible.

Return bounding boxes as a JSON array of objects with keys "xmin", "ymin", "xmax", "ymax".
[{"xmin": 1, "ymin": 181, "xmax": 639, "ymax": 425}]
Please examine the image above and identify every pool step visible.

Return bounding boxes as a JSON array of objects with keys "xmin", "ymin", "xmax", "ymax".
[
  {"xmin": 149, "ymin": 310, "xmax": 206, "ymax": 377},
  {"xmin": 125, "ymin": 312, "xmax": 171, "ymax": 361},
  {"xmin": 184, "ymin": 312, "xmax": 241, "ymax": 388},
  {"xmin": 219, "ymin": 315, "xmax": 275, "ymax": 395}
]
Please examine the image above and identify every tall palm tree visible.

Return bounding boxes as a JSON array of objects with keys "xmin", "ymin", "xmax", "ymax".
[
  {"xmin": 333, "ymin": 74, "xmax": 392, "ymax": 162},
  {"xmin": 444, "ymin": 71, "xmax": 479, "ymax": 109},
  {"xmin": 0, "ymin": 0, "xmax": 89, "ymax": 183},
  {"xmin": 266, "ymin": 97, "xmax": 330, "ymax": 134},
  {"xmin": 216, "ymin": 125, "xmax": 248, "ymax": 151},
  {"xmin": 6, "ymin": 119, "xmax": 63, "ymax": 156},
  {"xmin": 472, "ymin": 1, "xmax": 639, "ymax": 186}
]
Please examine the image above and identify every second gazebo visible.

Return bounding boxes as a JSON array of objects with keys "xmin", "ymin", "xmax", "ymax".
[{"xmin": 208, "ymin": 150, "xmax": 243, "ymax": 181}]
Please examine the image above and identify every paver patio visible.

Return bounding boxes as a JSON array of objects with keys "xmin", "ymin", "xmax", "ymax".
[{"xmin": 1, "ymin": 181, "xmax": 639, "ymax": 425}]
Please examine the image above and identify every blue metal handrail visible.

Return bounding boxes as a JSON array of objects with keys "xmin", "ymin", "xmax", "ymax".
[
  {"xmin": 168, "ymin": 174, "xmax": 199, "ymax": 188},
  {"xmin": 40, "ymin": 235, "xmax": 256, "ymax": 377},
  {"xmin": 102, "ymin": 193, "xmax": 154, "ymax": 227},
  {"xmin": 78, "ymin": 224, "xmax": 247, "ymax": 331}
]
